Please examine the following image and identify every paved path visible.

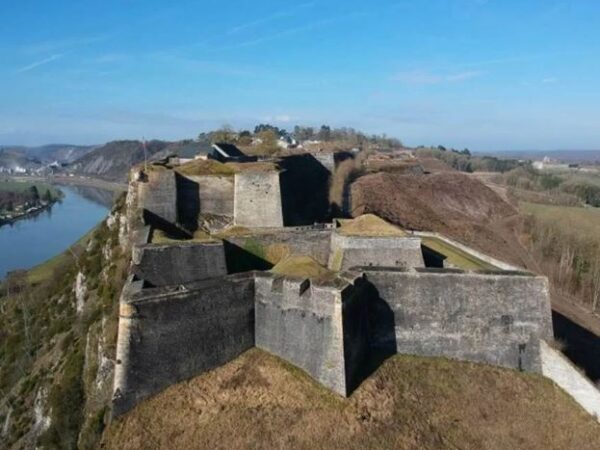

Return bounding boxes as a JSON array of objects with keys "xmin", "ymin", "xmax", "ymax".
[{"xmin": 541, "ymin": 340, "xmax": 600, "ymax": 421}]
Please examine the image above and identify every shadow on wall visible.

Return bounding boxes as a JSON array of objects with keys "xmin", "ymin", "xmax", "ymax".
[
  {"xmin": 279, "ymin": 154, "xmax": 331, "ymax": 226},
  {"xmin": 553, "ymin": 311, "xmax": 600, "ymax": 383},
  {"xmin": 346, "ymin": 279, "xmax": 397, "ymax": 394},
  {"xmin": 222, "ymin": 240, "xmax": 274, "ymax": 274},
  {"xmin": 176, "ymin": 173, "xmax": 200, "ymax": 232},
  {"xmin": 143, "ymin": 210, "xmax": 190, "ymax": 240}
]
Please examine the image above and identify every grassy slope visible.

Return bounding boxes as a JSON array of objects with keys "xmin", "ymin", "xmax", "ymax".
[
  {"xmin": 520, "ymin": 202, "xmax": 600, "ymax": 238},
  {"xmin": 103, "ymin": 349, "xmax": 600, "ymax": 450}
]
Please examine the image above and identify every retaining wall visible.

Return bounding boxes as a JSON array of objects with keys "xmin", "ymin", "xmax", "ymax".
[
  {"xmin": 132, "ymin": 241, "xmax": 227, "ymax": 287},
  {"xmin": 254, "ymin": 273, "xmax": 369, "ymax": 396},
  {"xmin": 234, "ymin": 171, "xmax": 283, "ymax": 228},
  {"xmin": 363, "ymin": 268, "xmax": 553, "ymax": 372},
  {"xmin": 329, "ymin": 233, "xmax": 424, "ymax": 271},
  {"xmin": 112, "ymin": 273, "xmax": 255, "ymax": 416}
]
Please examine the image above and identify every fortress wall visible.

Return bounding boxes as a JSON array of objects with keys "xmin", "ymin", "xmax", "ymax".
[
  {"xmin": 254, "ymin": 273, "xmax": 369, "ymax": 396},
  {"xmin": 234, "ymin": 171, "xmax": 283, "ymax": 228},
  {"xmin": 177, "ymin": 174, "xmax": 234, "ymax": 220},
  {"xmin": 224, "ymin": 229, "xmax": 332, "ymax": 269},
  {"xmin": 112, "ymin": 274, "xmax": 255, "ymax": 416},
  {"xmin": 137, "ymin": 169, "xmax": 178, "ymax": 224},
  {"xmin": 132, "ymin": 241, "xmax": 227, "ymax": 287},
  {"xmin": 329, "ymin": 234, "xmax": 424, "ymax": 271},
  {"xmin": 363, "ymin": 269, "xmax": 553, "ymax": 373}
]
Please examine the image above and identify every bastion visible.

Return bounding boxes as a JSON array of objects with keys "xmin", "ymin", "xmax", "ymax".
[{"xmin": 113, "ymin": 159, "xmax": 555, "ymax": 417}]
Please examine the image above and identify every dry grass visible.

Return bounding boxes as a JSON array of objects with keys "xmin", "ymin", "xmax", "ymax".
[
  {"xmin": 520, "ymin": 202, "xmax": 600, "ymax": 238},
  {"xmin": 338, "ymin": 214, "xmax": 407, "ymax": 237},
  {"xmin": 271, "ymin": 255, "xmax": 336, "ymax": 282},
  {"xmin": 175, "ymin": 159, "xmax": 279, "ymax": 177},
  {"xmin": 213, "ymin": 225, "xmax": 253, "ymax": 237},
  {"xmin": 225, "ymin": 161, "xmax": 279, "ymax": 173},
  {"xmin": 102, "ymin": 349, "xmax": 600, "ymax": 450},
  {"xmin": 175, "ymin": 159, "xmax": 236, "ymax": 177}
]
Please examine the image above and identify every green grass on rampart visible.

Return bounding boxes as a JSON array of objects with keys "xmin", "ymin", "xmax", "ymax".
[{"xmin": 421, "ymin": 237, "xmax": 497, "ymax": 270}]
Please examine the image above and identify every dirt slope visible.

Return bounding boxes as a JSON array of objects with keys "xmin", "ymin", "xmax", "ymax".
[
  {"xmin": 101, "ymin": 349, "xmax": 600, "ymax": 450},
  {"xmin": 350, "ymin": 172, "xmax": 536, "ymax": 268}
]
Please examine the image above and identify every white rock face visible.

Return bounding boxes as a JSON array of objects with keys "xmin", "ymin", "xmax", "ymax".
[
  {"xmin": 106, "ymin": 212, "xmax": 118, "ymax": 230},
  {"xmin": 33, "ymin": 388, "xmax": 51, "ymax": 434},
  {"xmin": 96, "ymin": 318, "xmax": 115, "ymax": 392},
  {"xmin": 102, "ymin": 238, "xmax": 113, "ymax": 262},
  {"xmin": 74, "ymin": 271, "xmax": 88, "ymax": 314},
  {"xmin": 1, "ymin": 407, "xmax": 11, "ymax": 437},
  {"xmin": 118, "ymin": 213, "xmax": 128, "ymax": 249}
]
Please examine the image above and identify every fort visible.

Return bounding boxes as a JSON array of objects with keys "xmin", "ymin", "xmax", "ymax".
[{"xmin": 112, "ymin": 147, "xmax": 555, "ymax": 416}]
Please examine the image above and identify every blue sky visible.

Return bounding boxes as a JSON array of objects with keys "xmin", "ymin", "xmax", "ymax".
[{"xmin": 1, "ymin": 0, "xmax": 599, "ymax": 150}]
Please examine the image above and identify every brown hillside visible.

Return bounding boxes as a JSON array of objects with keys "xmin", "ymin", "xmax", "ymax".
[
  {"xmin": 350, "ymin": 172, "xmax": 536, "ymax": 268},
  {"xmin": 102, "ymin": 349, "xmax": 600, "ymax": 450}
]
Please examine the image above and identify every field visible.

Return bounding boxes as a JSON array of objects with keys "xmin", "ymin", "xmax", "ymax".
[
  {"xmin": 102, "ymin": 348, "xmax": 600, "ymax": 450},
  {"xmin": 520, "ymin": 202, "xmax": 600, "ymax": 238}
]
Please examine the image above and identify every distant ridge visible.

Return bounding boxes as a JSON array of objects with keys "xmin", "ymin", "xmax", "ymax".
[{"xmin": 476, "ymin": 149, "xmax": 600, "ymax": 163}]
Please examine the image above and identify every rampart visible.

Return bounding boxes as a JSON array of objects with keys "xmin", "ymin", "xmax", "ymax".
[
  {"xmin": 132, "ymin": 241, "xmax": 227, "ymax": 287},
  {"xmin": 329, "ymin": 233, "xmax": 424, "ymax": 271},
  {"xmin": 363, "ymin": 268, "xmax": 553, "ymax": 372},
  {"xmin": 112, "ymin": 273, "xmax": 256, "ymax": 416},
  {"xmin": 234, "ymin": 171, "xmax": 283, "ymax": 228},
  {"xmin": 254, "ymin": 272, "xmax": 369, "ymax": 396}
]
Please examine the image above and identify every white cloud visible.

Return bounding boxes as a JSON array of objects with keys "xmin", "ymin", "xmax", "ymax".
[
  {"xmin": 391, "ymin": 70, "xmax": 484, "ymax": 85},
  {"xmin": 262, "ymin": 114, "xmax": 293, "ymax": 123},
  {"xmin": 15, "ymin": 53, "xmax": 64, "ymax": 73}
]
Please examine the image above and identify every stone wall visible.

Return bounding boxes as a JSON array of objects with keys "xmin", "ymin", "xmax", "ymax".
[
  {"xmin": 137, "ymin": 169, "xmax": 177, "ymax": 224},
  {"xmin": 234, "ymin": 171, "xmax": 283, "ymax": 228},
  {"xmin": 254, "ymin": 273, "xmax": 369, "ymax": 396},
  {"xmin": 176, "ymin": 174, "xmax": 234, "ymax": 229},
  {"xmin": 328, "ymin": 233, "xmax": 424, "ymax": 271},
  {"xmin": 112, "ymin": 273, "xmax": 255, "ymax": 416},
  {"xmin": 363, "ymin": 268, "xmax": 553, "ymax": 372},
  {"xmin": 132, "ymin": 241, "xmax": 227, "ymax": 287}
]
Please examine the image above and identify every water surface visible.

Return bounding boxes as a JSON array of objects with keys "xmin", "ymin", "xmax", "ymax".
[{"xmin": 0, "ymin": 185, "xmax": 112, "ymax": 279}]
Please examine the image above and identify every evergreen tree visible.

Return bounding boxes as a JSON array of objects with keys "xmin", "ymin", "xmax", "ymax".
[{"xmin": 43, "ymin": 189, "xmax": 53, "ymax": 203}]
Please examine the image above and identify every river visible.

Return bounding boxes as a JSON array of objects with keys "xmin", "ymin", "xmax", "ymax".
[{"xmin": 0, "ymin": 185, "xmax": 113, "ymax": 279}]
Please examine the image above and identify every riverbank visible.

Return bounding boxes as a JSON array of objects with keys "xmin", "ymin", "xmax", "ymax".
[
  {"xmin": 6, "ymin": 174, "xmax": 127, "ymax": 193},
  {"xmin": 0, "ymin": 185, "xmax": 110, "ymax": 281},
  {"xmin": 0, "ymin": 200, "xmax": 57, "ymax": 227}
]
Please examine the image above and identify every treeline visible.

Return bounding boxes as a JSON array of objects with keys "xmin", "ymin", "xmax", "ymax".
[
  {"xmin": 198, "ymin": 124, "xmax": 403, "ymax": 154},
  {"xmin": 501, "ymin": 166, "xmax": 600, "ymax": 207},
  {"xmin": 415, "ymin": 147, "xmax": 523, "ymax": 173},
  {"xmin": 525, "ymin": 213, "xmax": 600, "ymax": 312},
  {"xmin": 0, "ymin": 186, "xmax": 58, "ymax": 212}
]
